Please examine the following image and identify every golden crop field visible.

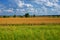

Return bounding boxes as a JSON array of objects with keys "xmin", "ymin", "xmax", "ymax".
[{"xmin": 0, "ymin": 17, "xmax": 60, "ymax": 24}]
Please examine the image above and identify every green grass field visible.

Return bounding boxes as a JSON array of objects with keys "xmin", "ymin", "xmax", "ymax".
[{"xmin": 0, "ymin": 25, "xmax": 60, "ymax": 40}]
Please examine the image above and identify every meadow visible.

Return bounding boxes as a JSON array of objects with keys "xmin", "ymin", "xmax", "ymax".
[{"xmin": 0, "ymin": 24, "xmax": 60, "ymax": 40}]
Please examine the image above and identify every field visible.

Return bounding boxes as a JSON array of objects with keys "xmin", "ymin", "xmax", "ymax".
[
  {"xmin": 0, "ymin": 17, "xmax": 60, "ymax": 24},
  {"xmin": 0, "ymin": 17, "xmax": 60, "ymax": 40},
  {"xmin": 0, "ymin": 25, "xmax": 60, "ymax": 40}
]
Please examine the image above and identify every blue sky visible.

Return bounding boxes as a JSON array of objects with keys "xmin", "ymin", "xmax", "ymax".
[{"xmin": 0, "ymin": 0, "xmax": 60, "ymax": 15}]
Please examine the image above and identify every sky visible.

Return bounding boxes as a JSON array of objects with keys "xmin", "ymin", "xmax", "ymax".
[{"xmin": 0, "ymin": 0, "xmax": 60, "ymax": 15}]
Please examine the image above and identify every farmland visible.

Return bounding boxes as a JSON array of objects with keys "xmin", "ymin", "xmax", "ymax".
[
  {"xmin": 0, "ymin": 25, "xmax": 60, "ymax": 40},
  {"xmin": 0, "ymin": 17, "xmax": 60, "ymax": 40},
  {"xmin": 0, "ymin": 17, "xmax": 60, "ymax": 25}
]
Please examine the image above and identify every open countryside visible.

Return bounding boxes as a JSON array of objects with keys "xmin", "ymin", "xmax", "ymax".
[
  {"xmin": 0, "ymin": 17, "xmax": 60, "ymax": 40},
  {"xmin": 0, "ymin": 0, "xmax": 60, "ymax": 40}
]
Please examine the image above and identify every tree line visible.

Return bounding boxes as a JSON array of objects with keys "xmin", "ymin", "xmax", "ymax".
[
  {"xmin": 0, "ymin": 13, "xmax": 60, "ymax": 18},
  {"xmin": 0, "ymin": 13, "xmax": 36, "ymax": 18}
]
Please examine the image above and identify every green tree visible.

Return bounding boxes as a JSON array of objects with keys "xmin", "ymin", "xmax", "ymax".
[
  {"xmin": 33, "ymin": 14, "xmax": 36, "ymax": 17},
  {"xmin": 13, "ymin": 15, "xmax": 16, "ymax": 18},
  {"xmin": 3, "ymin": 16, "xmax": 6, "ymax": 18},
  {"xmin": 25, "ymin": 13, "xmax": 30, "ymax": 17}
]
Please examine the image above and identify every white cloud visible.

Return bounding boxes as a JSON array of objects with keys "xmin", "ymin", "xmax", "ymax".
[
  {"xmin": 15, "ymin": 0, "xmax": 33, "ymax": 8},
  {"xmin": 3, "ymin": 8, "xmax": 14, "ymax": 13},
  {"xmin": 25, "ymin": 4, "xmax": 33, "ymax": 7},
  {"xmin": 21, "ymin": 9, "xmax": 25, "ymax": 12},
  {"xmin": 16, "ymin": 8, "xmax": 26, "ymax": 15},
  {"xmin": 16, "ymin": 9, "xmax": 25, "ymax": 12},
  {"xmin": 0, "ymin": 10, "xmax": 2, "ymax": 13},
  {"xmin": 45, "ymin": 1, "xmax": 60, "ymax": 8},
  {"xmin": 34, "ymin": 0, "xmax": 59, "ymax": 7},
  {"xmin": 5, "ymin": 10, "xmax": 13, "ymax": 12},
  {"xmin": 34, "ymin": 0, "xmax": 60, "ymax": 15},
  {"xmin": 34, "ymin": 0, "xmax": 47, "ymax": 4},
  {"xmin": 27, "ymin": 7, "xmax": 35, "ymax": 12},
  {"xmin": 46, "ymin": 2, "xmax": 54, "ymax": 7},
  {"xmin": 17, "ymin": 1, "xmax": 25, "ymax": 7}
]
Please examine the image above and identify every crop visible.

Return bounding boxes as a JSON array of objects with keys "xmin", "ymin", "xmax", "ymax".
[{"xmin": 0, "ymin": 25, "xmax": 60, "ymax": 40}]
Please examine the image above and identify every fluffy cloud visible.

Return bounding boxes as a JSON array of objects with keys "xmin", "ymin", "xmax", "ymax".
[
  {"xmin": 15, "ymin": 0, "xmax": 60, "ymax": 15},
  {"xmin": 17, "ymin": 0, "xmax": 24, "ymax": 7},
  {"xmin": 34, "ymin": 0, "xmax": 59, "ymax": 7},
  {"xmin": 33, "ymin": 0, "xmax": 60, "ymax": 15},
  {"xmin": 0, "ymin": 9, "xmax": 2, "ymax": 13},
  {"xmin": 0, "ymin": 8, "xmax": 14, "ymax": 13},
  {"xmin": 46, "ymin": 2, "xmax": 54, "ymax": 7},
  {"xmin": 0, "ymin": 0, "xmax": 60, "ymax": 15},
  {"xmin": 16, "ymin": 9, "xmax": 26, "ymax": 13},
  {"xmin": 25, "ymin": 4, "xmax": 33, "ymax": 7},
  {"xmin": 15, "ymin": 0, "xmax": 33, "ymax": 8},
  {"xmin": 3, "ymin": 8, "xmax": 14, "ymax": 13}
]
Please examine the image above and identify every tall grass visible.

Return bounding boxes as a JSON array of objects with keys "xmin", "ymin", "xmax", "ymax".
[{"xmin": 0, "ymin": 25, "xmax": 60, "ymax": 40}]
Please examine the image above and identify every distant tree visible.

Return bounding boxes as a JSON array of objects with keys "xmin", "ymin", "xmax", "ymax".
[
  {"xmin": 18, "ymin": 15, "xmax": 23, "ymax": 18},
  {"xmin": 3, "ymin": 16, "xmax": 7, "ymax": 18},
  {"xmin": 57, "ymin": 15, "xmax": 60, "ymax": 17},
  {"xmin": 25, "ymin": 13, "xmax": 30, "ymax": 17},
  {"xmin": 33, "ymin": 14, "xmax": 36, "ymax": 17},
  {"xmin": 13, "ymin": 15, "xmax": 16, "ymax": 18}
]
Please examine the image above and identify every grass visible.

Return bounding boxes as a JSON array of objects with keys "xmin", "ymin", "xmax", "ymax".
[{"xmin": 0, "ymin": 25, "xmax": 60, "ymax": 40}]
